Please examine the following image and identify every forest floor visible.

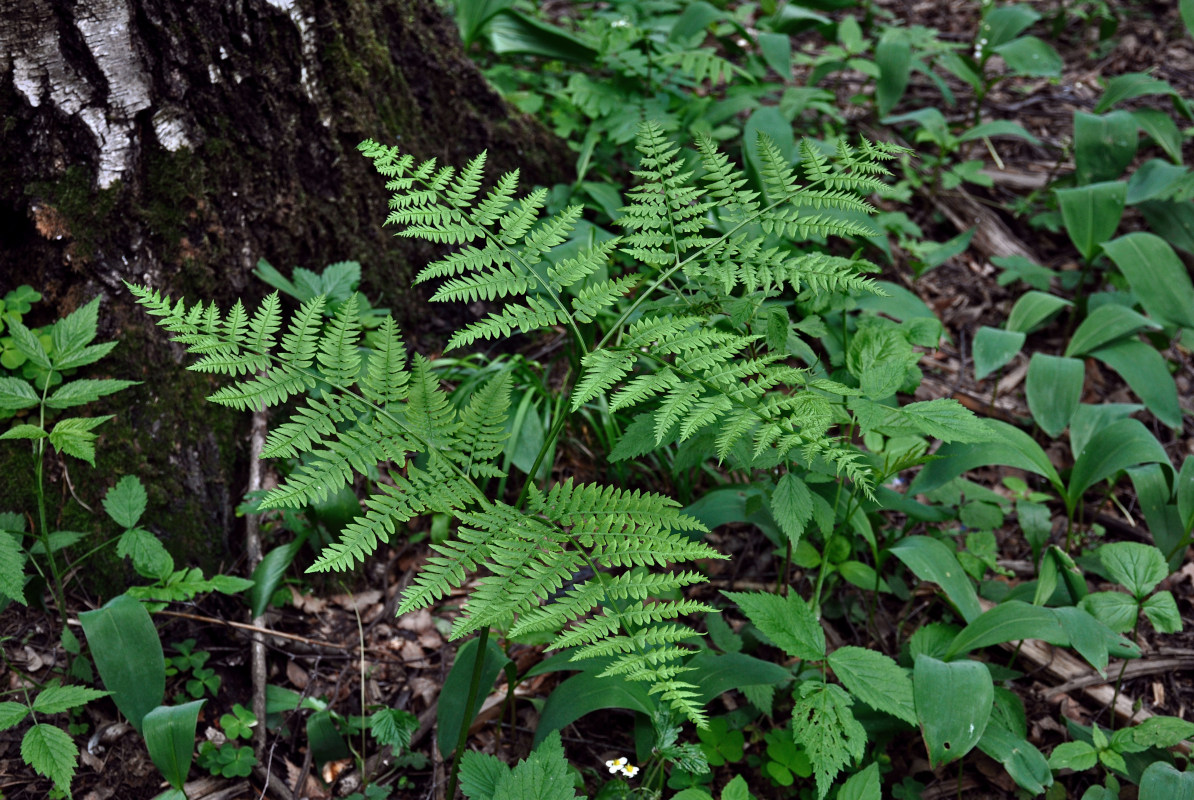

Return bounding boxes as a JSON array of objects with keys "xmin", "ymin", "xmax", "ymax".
[{"xmin": 3, "ymin": 2, "xmax": 1194, "ymax": 799}]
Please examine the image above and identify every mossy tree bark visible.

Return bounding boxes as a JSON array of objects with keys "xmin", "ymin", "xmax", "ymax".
[{"xmin": 0, "ymin": 0, "xmax": 568, "ymax": 581}]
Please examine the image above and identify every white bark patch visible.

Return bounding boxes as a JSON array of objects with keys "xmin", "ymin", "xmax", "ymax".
[
  {"xmin": 152, "ymin": 107, "xmax": 191, "ymax": 152},
  {"xmin": 74, "ymin": 0, "xmax": 152, "ymax": 186}
]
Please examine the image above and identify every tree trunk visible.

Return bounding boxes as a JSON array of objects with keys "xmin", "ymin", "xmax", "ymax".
[{"xmin": 0, "ymin": 0, "xmax": 568, "ymax": 580}]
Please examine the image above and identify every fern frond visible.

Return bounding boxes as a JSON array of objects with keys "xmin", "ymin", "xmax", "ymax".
[
  {"xmin": 572, "ymin": 348, "xmax": 637, "ymax": 408},
  {"xmin": 362, "ymin": 316, "xmax": 410, "ymax": 406},
  {"xmin": 404, "ymin": 355, "xmax": 459, "ymax": 453},
  {"xmin": 316, "ymin": 294, "xmax": 362, "ymax": 385},
  {"xmin": 447, "ymin": 296, "xmax": 568, "ymax": 351},
  {"xmin": 571, "ymin": 275, "xmax": 639, "ymax": 324},
  {"xmin": 547, "ymin": 237, "xmax": 623, "ymax": 292},
  {"xmin": 455, "ymin": 372, "xmax": 512, "ymax": 476}
]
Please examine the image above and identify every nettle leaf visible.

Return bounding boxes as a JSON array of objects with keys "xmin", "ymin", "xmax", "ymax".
[
  {"xmin": 0, "ymin": 531, "xmax": 27, "ymax": 605},
  {"xmin": 0, "ymin": 701, "xmax": 30, "ymax": 731},
  {"xmin": 491, "ymin": 731, "xmax": 578, "ymax": 800},
  {"xmin": 827, "ymin": 646, "xmax": 915, "ymax": 724},
  {"xmin": 0, "ymin": 376, "xmax": 39, "ymax": 411},
  {"xmin": 371, "ymin": 708, "xmax": 418, "ymax": 751},
  {"xmin": 723, "ymin": 590, "xmax": 825, "ymax": 661},
  {"xmin": 48, "ymin": 416, "xmax": 114, "ymax": 466},
  {"xmin": 22, "ymin": 722, "xmax": 78, "ymax": 795},
  {"xmin": 103, "ymin": 475, "xmax": 148, "ymax": 529},
  {"xmin": 791, "ymin": 682, "xmax": 866, "ymax": 800},
  {"xmin": 1097, "ymin": 541, "xmax": 1168, "ymax": 597},
  {"xmin": 33, "ymin": 685, "xmax": 109, "ymax": 714},
  {"xmin": 0, "ymin": 424, "xmax": 48, "ymax": 441},
  {"xmin": 45, "ymin": 379, "xmax": 139, "ymax": 410},
  {"xmin": 769, "ymin": 473, "xmax": 813, "ymax": 545},
  {"xmin": 117, "ymin": 528, "xmax": 175, "ymax": 581}
]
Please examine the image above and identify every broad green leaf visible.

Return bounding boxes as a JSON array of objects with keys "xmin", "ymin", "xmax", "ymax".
[
  {"xmin": 914, "ymin": 655, "xmax": 993, "ymax": 767},
  {"xmin": 972, "ymin": 326, "xmax": 1024, "ymax": 381},
  {"xmin": 946, "ymin": 601, "xmax": 1067, "ymax": 658},
  {"xmin": 909, "ymin": 419, "xmax": 1063, "ymax": 498},
  {"xmin": 1047, "ymin": 740, "xmax": 1097, "ymax": 771},
  {"xmin": 687, "ymin": 651, "xmax": 793, "ymax": 704},
  {"xmin": 1102, "ymin": 233, "xmax": 1194, "ymax": 330},
  {"xmin": 1070, "ymin": 403, "xmax": 1142, "ymax": 461},
  {"xmin": 1140, "ymin": 761, "xmax": 1194, "ymax": 800},
  {"xmin": 828, "ymin": 646, "xmax": 916, "ymax": 724},
  {"xmin": 1080, "ymin": 591, "xmax": 1138, "ymax": 633},
  {"xmin": 1099, "ymin": 542, "xmax": 1168, "ymax": 597},
  {"xmin": 1134, "ymin": 108, "xmax": 1184, "ymax": 164},
  {"xmin": 22, "ymin": 722, "xmax": 77, "ymax": 795},
  {"xmin": 117, "ymin": 528, "xmax": 174, "ymax": 581},
  {"xmin": 1139, "ymin": 198, "xmax": 1194, "ymax": 256},
  {"xmin": 1184, "ymin": 0, "xmax": 1194, "ymax": 37},
  {"xmin": 1129, "ymin": 716, "xmax": 1194, "ymax": 749},
  {"xmin": 1091, "ymin": 336, "xmax": 1181, "ymax": 429},
  {"xmin": 47, "ymin": 415, "xmax": 114, "ymax": 466},
  {"xmin": 45, "ymin": 379, "xmax": 139, "ymax": 410},
  {"xmin": 758, "ymin": 32, "xmax": 793, "ymax": 79},
  {"xmin": 0, "ymin": 376, "xmax": 38, "ymax": 411},
  {"xmin": 837, "ymin": 560, "xmax": 892, "ymax": 593},
  {"xmin": 994, "ymin": 36, "xmax": 1062, "ymax": 77},
  {"xmin": 143, "ymin": 700, "xmax": 205, "ymax": 790},
  {"xmin": 1065, "ymin": 305, "xmax": 1160, "ymax": 357},
  {"xmin": 485, "ymin": 10, "xmax": 597, "ymax": 63},
  {"xmin": 454, "ymin": 0, "xmax": 514, "ymax": 46},
  {"xmin": 1026, "ymin": 354, "xmax": 1084, "ymax": 437},
  {"xmin": 79, "ymin": 594, "xmax": 164, "ymax": 732},
  {"xmin": 992, "ymin": 254, "xmax": 1057, "ymax": 291},
  {"xmin": 1053, "ymin": 606, "xmax": 1120, "ymax": 674},
  {"xmin": 1129, "ymin": 463, "xmax": 1186, "ymax": 571},
  {"xmin": 1126, "ymin": 159, "xmax": 1192, "ymax": 204},
  {"xmin": 533, "ymin": 662, "xmax": 653, "ymax": 746},
  {"xmin": 977, "ymin": 723, "xmax": 1052, "ymax": 795},
  {"xmin": 1074, "ymin": 110, "xmax": 1138, "ymax": 184},
  {"xmin": 1143, "ymin": 591, "xmax": 1182, "ymax": 633},
  {"xmin": 1005, "ymin": 291, "xmax": 1071, "ymax": 334},
  {"xmin": 32, "ymin": 685, "xmax": 108, "ymax": 714},
  {"xmin": 957, "ymin": 120, "xmax": 1041, "ymax": 145},
  {"xmin": 889, "ymin": 536, "xmax": 982, "ymax": 623},
  {"xmin": 874, "ymin": 34, "xmax": 911, "ymax": 116},
  {"xmin": 837, "ymin": 762, "xmax": 881, "ymax": 800},
  {"xmin": 770, "ymin": 473, "xmax": 813, "ymax": 545},
  {"xmin": 723, "ymin": 590, "xmax": 825, "ymax": 661},
  {"xmin": 0, "ymin": 531, "xmax": 26, "ymax": 605},
  {"xmin": 979, "ymin": 5, "xmax": 1040, "ymax": 48},
  {"xmin": 438, "ymin": 636, "xmax": 511, "ymax": 757},
  {"xmin": 103, "ymin": 475, "xmax": 147, "ymax": 529},
  {"xmin": 250, "ymin": 539, "xmax": 302, "ymax": 619},
  {"xmin": 307, "ymin": 709, "xmax": 350, "ymax": 766},
  {"xmin": 791, "ymin": 682, "xmax": 866, "ymax": 800},
  {"xmin": 1178, "ymin": 456, "xmax": 1194, "ymax": 533},
  {"xmin": 1095, "ymin": 72, "xmax": 1184, "ymax": 114},
  {"xmin": 1067, "ymin": 418, "xmax": 1170, "ymax": 514},
  {"xmin": 1055, "ymin": 181, "xmax": 1127, "ymax": 262},
  {"xmin": 0, "ymin": 701, "xmax": 29, "ymax": 730}
]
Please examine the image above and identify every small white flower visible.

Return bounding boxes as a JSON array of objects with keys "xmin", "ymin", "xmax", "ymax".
[
  {"xmin": 611, "ymin": 18, "xmax": 630, "ymax": 29},
  {"xmin": 622, "ymin": 764, "xmax": 640, "ymax": 778},
  {"xmin": 605, "ymin": 757, "xmax": 628, "ymax": 773}
]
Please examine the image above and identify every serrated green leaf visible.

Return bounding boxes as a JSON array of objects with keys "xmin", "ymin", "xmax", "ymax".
[
  {"xmin": 117, "ymin": 528, "xmax": 174, "ymax": 581},
  {"xmin": 899, "ymin": 398, "xmax": 995, "ymax": 443},
  {"xmin": 32, "ymin": 685, "xmax": 108, "ymax": 714},
  {"xmin": 0, "ymin": 530, "xmax": 27, "ymax": 605},
  {"xmin": 45, "ymin": 379, "xmax": 139, "ymax": 410},
  {"xmin": 827, "ymin": 646, "xmax": 915, "ymax": 724},
  {"xmin": 370, "ymin": 708, "xmax": 418, "ymax": 751},
  {"xmin": 770, "ymin": 473, "xmax": 813, "ymax": 545},
  {"xmin": 1047, "ymin": 740, "xmax": 1097, "ymax": 771},
  {"xmin": 22, "ymin": 722, "xmax": 77, "ymax": 795},
  {"xmin": 1098, "ymin": 542, "xmax": 1168, "ymax": 597},
  {"xmin": 491, "ymin": 730, "xmax": 578, "ymax": 800},
  {"xmin": 103, "ymin": 475, "xmax": 147, "ymax": 529},
  {"xmin": 0, "ymin": 376, "xmax": 39, "ymax": 411},
  {"xmin": 837, "ymin": 762, "xmax": 881, "ymax": 800},
  {"xmin": 791, "ymin": 682, "xmax": 865, "ymax": 800},
  {"xmin": 47, "ymin": 415, "xmax": 114, "ymax": 466},
  {"xmin": 723, "ymin": 590, "xmax": 825, "ymax": 661},
  {"xmin": 914, "ymin": 655, "xmax": 992, "ymax": 767},
  {"xmin": 7, "ymin": 319, "xmax": 51, "ymax": 369},
  {"xmin": 0, "ymin": 701, "xmax": 30, "ymax": 731},
  {"xmin": 0, "ymin": 424, "xmax": 48, "ymax": 441}
]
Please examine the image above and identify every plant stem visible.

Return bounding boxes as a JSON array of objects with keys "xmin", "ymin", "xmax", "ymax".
[
  {"xmin": 445, "ymin": 627, "xmax": 490, "ymax": 800},
  {"xmin": 33, "ymin": 377, "xmax": 68, "ymax": 632}
]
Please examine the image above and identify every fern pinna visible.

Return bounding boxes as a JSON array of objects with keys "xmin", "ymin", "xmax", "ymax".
[{"xmin": 128, "ymin": 124, "xmax": 905, "ymax": 726}]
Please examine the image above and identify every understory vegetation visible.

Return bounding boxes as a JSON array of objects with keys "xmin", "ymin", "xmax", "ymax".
[{"xmin": 3, "ymin": 1, "xmax": 1194, "ymax": 799}]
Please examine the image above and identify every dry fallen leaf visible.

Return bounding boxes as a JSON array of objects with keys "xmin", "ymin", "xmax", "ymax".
[
  {"xmin": 331, "ymin": 589, "xmax": 382, "ymax": 611},
  {"xmin": 397, "ymin": 607, "xmax": 433, "ymax": 633},
  {"xmin": 287, "ymin": 659, "xmax": 310, "ymax": 690},
  {"xmin": 289, "ymin": 584, "xmax": 328, "ymax": 614}
]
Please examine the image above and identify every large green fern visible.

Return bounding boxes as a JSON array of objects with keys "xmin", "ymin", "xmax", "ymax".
[{"xmin": 129, "ymin": 124, "xmax": 909, "ymax": 726}]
